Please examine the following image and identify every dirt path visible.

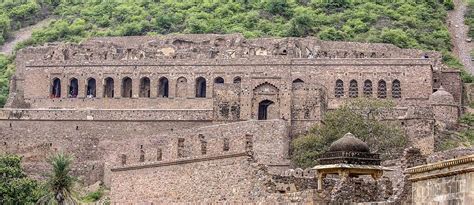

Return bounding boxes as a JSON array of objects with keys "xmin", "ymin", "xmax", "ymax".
[
  {"xmin": 448, "ymin": 0, "xmax": 473, "ymax": 73},
  {"xmin": 0, "ymin": 18, "xmax": 52, "ymax": 55}
]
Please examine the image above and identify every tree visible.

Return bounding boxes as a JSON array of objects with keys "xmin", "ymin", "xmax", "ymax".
[
  {"xmin": 0, "ymin": 154, "xmax": 45, "ymax": 204},
  {"xmin": 37, "ymin": 153, "xmax": 78, "ymax": 205},
  {"xmin": 291, "ymin": 98, "xmax": 407, "ymax": 168}
]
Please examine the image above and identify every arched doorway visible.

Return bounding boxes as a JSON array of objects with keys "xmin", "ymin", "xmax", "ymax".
[
  {"xmin": 195, "ymin": 77, "xmax": 206, "ymax": 98},
  {"xmin": 214, "ymin": 77, "xmax": 224, "ymax": 84},
  {"xmin": 69, "ymin": 78, "xmax": 78, "ymax": 98},
  {"xmin": 51, "ymin": 78, "xmax": 61, "ymax": 98},
  {"xmin": 122, "ymin": 77, "xmax": 133, "ymax": 98},
  {"xmin": 252, "ymin": 82, "xmax": 280, "ymax": 120},
  {"xmin": 158, "ymin": 77, "xmax": 169, "ymax": 98},
  {"xmin": 258, "ymin": 100, "xmax": 274, "ymax": 120},
  {"xmin": 103, "ymin": 77, "xmax": 114, "ymax": 98},
  {"xmin": 86, "ymin": 78, "xmax": 96, "ymax": 98},
  {"xmin": 139, "ymin": 77, "xmax": 151, "ymax": 98}
]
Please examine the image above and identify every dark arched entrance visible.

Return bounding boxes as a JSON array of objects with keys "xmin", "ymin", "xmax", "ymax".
[{"xmin": 258, "ymin": 100, "xmax": 274, "ymax": 120}]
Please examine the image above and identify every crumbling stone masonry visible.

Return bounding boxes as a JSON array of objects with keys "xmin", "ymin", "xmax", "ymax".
[
  {"xmin": 407, "ymin": 154, "xmax": 474, "ymax": 205},
  {"xmin": 0, "ymin": 34, "xmax": 465, "ymax": 202}
]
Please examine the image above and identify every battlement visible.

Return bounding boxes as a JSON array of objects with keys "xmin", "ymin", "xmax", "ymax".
[
  {"xmin": 106, "ymin": 119, "xmax": 290, "ymax": 171},
  {"xmin": 17, "ymin": 34, "xmax": 441, "ymax": 64},
  {"xmin": 112, "ymin": 151, "xmax": 251, "ymax": 172}
]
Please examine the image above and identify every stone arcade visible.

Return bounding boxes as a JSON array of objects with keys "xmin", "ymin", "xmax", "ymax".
[{"xmin": 0, "ymin": 34, "xmax": 465, "ymax": 203}]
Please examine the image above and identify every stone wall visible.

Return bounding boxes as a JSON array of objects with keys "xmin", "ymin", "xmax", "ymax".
[
  {"xmin": 0, "ymin": 119, "xmax": 213, "ymax": 184},
  {"xmin": 407, "ymin": 154, "xmax": 474, "ymax": 205},
  {"xmin": 110, "ymin": 152, "xmax": 261, "ymax": 203},
  {"xmin": 106, "ymin": 119, "xmax": 290, "ymax": 174}
]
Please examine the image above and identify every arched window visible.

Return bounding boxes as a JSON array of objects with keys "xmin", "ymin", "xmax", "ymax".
[
  {"xmin": 51, "ymin": 78, "xmax": 61, "ymax": 98},
  {"xmin": 214, "ymin": 77, "xmax": 224, "ymax": 84},
  {"xmin": 158, "ymin": 77, "xmax": 169, "ymax": 98},
  {"xmin": 363, "ymin": 80, "xmax": 372, "ymax": 97},
  {"xmin": 258, "ymin": 100, "xmax": 274, "ymax": 120},
  {"xmin": 195, "ymin": 77, "xmax": 206, "ymax": 98},
  {"xmin": 292, "ymin": 78, "xmax": 304, "ymax": 90},
  {"xmin": 103, "ymin": 77, "xmax": 114, "ymax": 98},
  {"xmin": 122, "ymin": 77, "xmax": 133, "ymax": 98},
  {"xmin": 392, "ymin": 79, "xmax": 401, "ymax": 98},
  {"xmin": 176, "ymin": 77, "xmax": 187, "ymax": 98},
  {"xmin": 335, "ymin": 79, "xmax": 344, "ymax": 98},
  {"xmin": 68, "ymin": 78, "xmax": 78, "ymax": 98},
  {"xmin": 86, "ymin": 78, "xmax": 96, "ymax": 98},
  {"xmin": 139, "ymin": 77, "xmax": 150, "ymax": 98},
  {"xmin": 349, "ymin": 80, "xmax": 358, "ymax": 98},
  {"xmin": 233, "ymin": 77, "xmax": 241, "ymax": 84},
  {"xmin": 377, "ymin": 80, "xmax": 387, "ymax": 98}
]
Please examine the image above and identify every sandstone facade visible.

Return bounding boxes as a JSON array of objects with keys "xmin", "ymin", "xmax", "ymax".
[{"xmin": 0, "ymin": 34, "xmax": 465, "ymax": 203}]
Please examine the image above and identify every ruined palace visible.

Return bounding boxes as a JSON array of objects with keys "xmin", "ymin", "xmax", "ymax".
[{"xmin": 0, "ymin": 34, "xmax": 465, "ymax": 203}]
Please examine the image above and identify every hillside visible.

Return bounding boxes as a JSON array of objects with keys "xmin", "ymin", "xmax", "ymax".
[{"xmin": 0, "ymin": 0, "xmax": 465, "ymax": 106}]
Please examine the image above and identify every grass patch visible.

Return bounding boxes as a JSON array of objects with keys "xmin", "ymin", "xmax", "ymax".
[{"xmin": 81, "ymin": 186, "xmax": 106, "ymax": 203}]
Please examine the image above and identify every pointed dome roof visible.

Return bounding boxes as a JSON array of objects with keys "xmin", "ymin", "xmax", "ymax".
[
  {"xmin": 329, "ymin": 133, "xmax": 370, "ymax": 153},
  {"xmin": 430, "ymin": 86, "xmax": 454, "ymax": 105}
]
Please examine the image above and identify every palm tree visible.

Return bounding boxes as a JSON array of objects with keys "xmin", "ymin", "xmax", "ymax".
[{"xmin": 37, "ymin": 153, "xmax": 78, "ymax": 205}]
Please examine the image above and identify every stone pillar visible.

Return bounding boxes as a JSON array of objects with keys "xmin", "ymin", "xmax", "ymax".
[
  {"xmin": 114, "ymin": 76, "xmax": 121, "ymax": 99},
  {"xmin": 168, "ymin": 76, "xmax": 176, "ymax": 99},
  {"xmin": 150, "ymin": 75, "xmax": 158, "ymax": 98},
  {"xmin": 132, "ymin": 76, "xmax": 139, "ymax": 98},
  {"xmin": 77, "ymin": 77, "xmax": 85, "ymax": 98}
]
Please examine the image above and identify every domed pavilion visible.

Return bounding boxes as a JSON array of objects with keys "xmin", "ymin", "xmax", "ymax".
[{"xmin": 312, "ymin": 133, "xmax": 392, "ymax": 190}]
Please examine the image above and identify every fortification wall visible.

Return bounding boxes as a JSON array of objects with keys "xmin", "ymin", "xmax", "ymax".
[
  {"xmin": 110, "ymin": 152, "xmax": 262, "ymax": 204},
  {"xmin": 408, "ymin": 155, "xmax": 474, "ymax": 205},
  {"xmin": 106, "ymin": 119, "xmax": 290, "ymax": 173},
  {"xmin": 0, "ymin": 119, "xmax": 213, "ymax": 184}
]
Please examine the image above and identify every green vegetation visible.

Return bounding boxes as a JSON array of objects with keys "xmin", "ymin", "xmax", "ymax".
[
  {"xmin": 442, "ymin": 52, "xmax": 474, "ymax": 83},
  {"xmin": 81, "ymin": 186, "xmax": 106, "ymax": 203},
  {"xmin": 0, "ymin": 154, "xmax": 45, "ymax": 204},
  {"xmin": 439, "ymin": 113, "xmax": 474, "ymax": 150},
  {"xmin": 12, "ymin": 0, "xmax": 453, "ymax": 51},
  {"xmin": 0, "ymin": 0, "xmax": 52, "ymax": 45},
  {"xmin": 291, "ymin": 98, "xmax": 407, "ymax": 168},
  {"xmin": 466, "ymin": 0, "xmax": 474, "ymax": 39},
  {"xmin": 37, "ymin": 153, "xmax": 78, "ymax": 205},
  {"xmin": 0, "ymin": 54, "xmax": 15, "ymax": 106}
]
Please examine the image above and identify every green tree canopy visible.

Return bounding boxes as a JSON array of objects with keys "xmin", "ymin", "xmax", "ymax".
[
  {"xmin": 291, "ymin": 98, "xmax": 407, "ymax": 168},
  {"xmin": 0, "ymin": 154, "xmax": 45, "ymax": 204}
]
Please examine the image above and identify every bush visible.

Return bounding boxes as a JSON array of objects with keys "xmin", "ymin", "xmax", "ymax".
[
  {"xmin": 81, "ymin": 186, "xmax": 105, "ymax": 202},
  {"xmin": 10, "ymin": 0, "xmax": 454, "ymax": 53},
  {"xmin": 0, "ymin": 154, "xmax": 45, "ymax": 204},
  {"xmin": 291, "ymin": 98, "xmax": 407, "ymax": 168},
  {"xmin": 466, "ymin": 0, "xmax": 474, "ymax": 38}
]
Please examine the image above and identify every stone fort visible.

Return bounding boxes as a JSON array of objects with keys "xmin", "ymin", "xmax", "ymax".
[{"xmin": 0, "ymin": 34, "xmax": 467, "ymax": 203}]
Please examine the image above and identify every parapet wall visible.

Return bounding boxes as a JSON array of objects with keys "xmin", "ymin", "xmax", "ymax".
[
  {"xmin": 0, "ymin": 108, "xmax": 213, "ymax": 121},
  {"xmin": 107, "ymin": 119, "xmax": 290, "ymax": 170},
  {"xmin": 407, "ymin": 154, "xmax": 474, "ymax": 205}
]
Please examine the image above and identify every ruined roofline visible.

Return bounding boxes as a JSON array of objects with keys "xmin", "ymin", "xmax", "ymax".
[
  {"xmin": 16, "ymin": 33, "xmax": 440, "ymax": 63},
  {"xmin": 22, "ymin": 58, "xmax": 434, "ymax": 67},
  {"xmin": 406, "ymin": 154, "xmax": 474, "ymax": 174}
]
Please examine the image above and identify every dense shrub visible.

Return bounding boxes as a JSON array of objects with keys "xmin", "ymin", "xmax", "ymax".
[
  {"xmin": 466, "ymin": 0, "xmax": 474, "ymax": 38},
  {"xmin": 12, "ymin": 0, "xmax": 452, "ymax": 52},
  {"xmin": 0, "ymin": 154, "xmax": 45, "ymax": 204},
  {"xmin": 291, "ymin": 98, "xmax": 407, "ymax": 168}
]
